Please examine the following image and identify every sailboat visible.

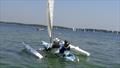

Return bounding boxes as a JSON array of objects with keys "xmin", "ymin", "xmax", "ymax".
[
  {"xmin": 73, "ymin": 27, "xmax": 77, "ymax": 31},
  {"xmin": 41, "ymin": 0, "xmax": 79, "ymax": 61},
  {"xmin": 42, "ymin": 0, "xmax": 90, "ymax": 59},
  {"xmin": 23, "ymin": 0, "xmax": 90, "ymax": 61}
]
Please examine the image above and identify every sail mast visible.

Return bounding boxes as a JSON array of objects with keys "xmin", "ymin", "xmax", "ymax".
[{"xmin": 47, "ymin": 0, "xmax": 54, "ymax": 44}]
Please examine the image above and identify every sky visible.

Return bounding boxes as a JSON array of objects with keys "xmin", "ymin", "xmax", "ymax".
[{"xmin": 0, "ymin": 0, "xmax": 120, "ymax": 31}]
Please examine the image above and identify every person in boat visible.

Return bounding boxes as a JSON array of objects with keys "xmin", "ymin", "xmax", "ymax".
[
  {"xmin": 45, "ymin": 38, "xmax": 60, "ymax": 51},
  {"xmin": 52, "ymin": 38, "xmax": 60, "ymax": 48},
  {"xmin": 59, "ymin": 40, "xmax": 70, "ymax": 56}
]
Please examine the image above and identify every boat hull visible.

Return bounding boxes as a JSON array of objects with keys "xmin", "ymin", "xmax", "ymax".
[
  {"xmin": 22, "ymin": 42, "xmax": 43, "ymax": 59},
  {"xmin": 41, "ymin": 41, "xmax": 79, "ymax": 62},
  {"xmin": 69, "ymin": 45, "xmax": 90, "ymax": 56},
  {"xmin": 42, "ymin": 41, "xmax": 90, "ymax": 57}
]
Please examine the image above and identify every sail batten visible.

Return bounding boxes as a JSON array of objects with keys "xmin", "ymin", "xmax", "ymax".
[{"xmin": 47, "ymin": 0, "xmax": 54, "ymax": 43}]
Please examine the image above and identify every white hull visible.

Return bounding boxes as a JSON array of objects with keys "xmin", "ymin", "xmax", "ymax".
[
  {"xmin": 22, "ymin": 42, "xmax": 43, "ymax": 59},
  {"xmin": 42, "ymin": 41, "xmax": 90, "ymax": 57},
  {"xmin": 69, "ymin": 45, "xmax": 90, "ymax": 56},
  {"xmin": 41, "ymin": 41, "xmax": 79, "ymax": 62}
]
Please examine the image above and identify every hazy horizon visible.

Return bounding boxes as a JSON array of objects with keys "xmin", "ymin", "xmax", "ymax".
[{"xmin": 0, "ymin": 0, "xmax": 120, "ymax": 31}]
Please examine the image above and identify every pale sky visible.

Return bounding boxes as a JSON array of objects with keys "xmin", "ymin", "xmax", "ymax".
[{"xmin": 0, "ymin": 0, "xmax": 120, "ymax": 31}]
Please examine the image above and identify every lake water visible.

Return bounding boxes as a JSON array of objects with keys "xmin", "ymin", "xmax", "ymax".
[{"xmin": 0, "ymin": 22, "xmax": 120, "ymax": 68}]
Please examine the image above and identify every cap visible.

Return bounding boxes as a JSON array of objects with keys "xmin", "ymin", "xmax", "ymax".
[{"xmin": 53, "ymin": 38, "xmax": 60, "ymax": 42}]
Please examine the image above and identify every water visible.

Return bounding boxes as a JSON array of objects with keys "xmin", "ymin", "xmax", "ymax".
[{"xmin": 0, "ymin": 22, "xmax": 120, "ymax": 68}]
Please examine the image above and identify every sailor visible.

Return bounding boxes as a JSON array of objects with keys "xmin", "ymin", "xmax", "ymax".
[
  {"xmin": 52, "ymin": 38, "xmax": 60, "ymax": 48},
  {"xmin": 59, "ymin": 40, "xmax": 70, "ymax": 55},
  {"xmin": 64, "ymin": 40, "xmax": 70, "ymax": 50},
  {"xmin": 45, "ymin": 38, "xmax": 60, "ymax": 51}
]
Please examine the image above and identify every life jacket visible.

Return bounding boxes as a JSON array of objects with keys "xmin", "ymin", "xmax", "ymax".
[
  {"xmin": 59, "ymin": 45, "xmax": 70, "ymax": 54},
  {"xmin": 59, "ymin": 45, "xmax": 66, "ymax": 54}
]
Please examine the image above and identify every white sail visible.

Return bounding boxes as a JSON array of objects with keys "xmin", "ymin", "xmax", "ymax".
[
  {"xmin": 73, "ymin": 27, "xmax": 76, "ymax": 31},
  {"xmin": 47, "ymin": 0, "xmax": 54, "ymax": 41}
]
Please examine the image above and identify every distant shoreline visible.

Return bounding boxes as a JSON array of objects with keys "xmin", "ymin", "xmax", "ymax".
[{"xmin": 0, "ymin": 21, "xmax": 119, "ymax": 34}]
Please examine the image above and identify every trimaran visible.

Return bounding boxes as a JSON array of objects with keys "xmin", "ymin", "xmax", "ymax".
[{"xmin": 23, "ymin": 0, "xmax": 90, "ymax": 62}]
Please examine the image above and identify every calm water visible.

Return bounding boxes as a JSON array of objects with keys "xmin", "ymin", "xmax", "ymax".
[{"xmin": 0, "ymin": 22, "xmax": 120, "ymax": 68}]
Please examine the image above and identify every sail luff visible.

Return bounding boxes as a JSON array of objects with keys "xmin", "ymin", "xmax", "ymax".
[{"xmin": 47, "ymin": 0, "xmax": 54, "ymax": 43}]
